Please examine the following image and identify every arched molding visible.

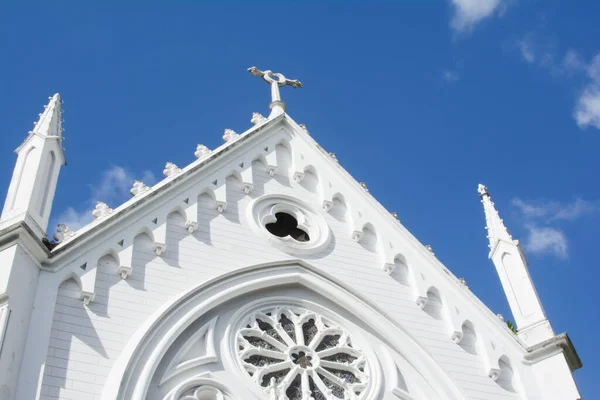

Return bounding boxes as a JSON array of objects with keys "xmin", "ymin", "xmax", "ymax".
[{"xmin": 101, "ymin": 260, "xmax": 466, "ymax": 400}]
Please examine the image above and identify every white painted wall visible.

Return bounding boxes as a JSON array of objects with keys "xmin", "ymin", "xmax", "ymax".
[{"xmin": 4, "ymin": 115, "xmax": 578, "ymax": 400}]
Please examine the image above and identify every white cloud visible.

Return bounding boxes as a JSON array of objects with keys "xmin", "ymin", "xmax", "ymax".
[
  {"xmin": 574, "ymin": 53, "xmax": 600, "ymax": 130},
  {"xmin": 517, "ymin": 38, "xmax": 535, "ymax": 64},
  {"xmin": 523, "ymin": 225, "xmax": 568, "ymax": 259},
  {"xmin": 511, "ymin": 198, "xmax": 597, "ymax": 222},
  {"xmin": 563, "ymin": 49, "xmax": 585, "ymax": 73},
  {"xmin": 442, "ymin": 70, "xmax": 460, "ymax": 82},
  {"xmin": 53, "ymin": 165, "xmax": 156, "ymax": 231},
  {"xmin": 511, "ymin": 197, "xmax": 598, "ymax": 259},
  {"xmin": 449, "ymin": 0, "xmax": 506, "ymax": 32}
]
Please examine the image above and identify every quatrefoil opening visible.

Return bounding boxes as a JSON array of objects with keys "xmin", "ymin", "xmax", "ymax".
[{"xmin": 265, "ymin": 212, "xmax": 310, "ymax": 242}]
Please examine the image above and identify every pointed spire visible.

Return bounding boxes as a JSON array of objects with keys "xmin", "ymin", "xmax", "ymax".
[
  {"xmin": 478, "ymin": 184, "xmax": 513, "ymax": 251},
  {"xmin": 32, "ymin": 93, "xmax": 63, "ymax": 137}
]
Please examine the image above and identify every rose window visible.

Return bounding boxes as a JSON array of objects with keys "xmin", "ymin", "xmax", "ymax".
[{"xmin": 235, "ymin": 306, "xmax": 370, "ymax": 400}]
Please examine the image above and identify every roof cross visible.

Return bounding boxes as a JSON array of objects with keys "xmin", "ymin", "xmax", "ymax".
[{"xmin": 248, "ymin": 66, "xmax": 302, "ymax": 116}]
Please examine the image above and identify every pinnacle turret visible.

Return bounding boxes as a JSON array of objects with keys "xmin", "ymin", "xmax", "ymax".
[
  {"xmin": 32, "ymin": 93, "xmax": 63, "ymax": 137},
  {"xmin": 478, "ymin": 184, "xmax": 513, "ymax": 252}
]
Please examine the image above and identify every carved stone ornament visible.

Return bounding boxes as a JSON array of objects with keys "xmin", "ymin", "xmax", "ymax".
[
  {"xmin": 298, "ymin": 124, "xmax": 309, "ymax": 134},
  {"xmin": 234, "ymin": 305, "xmax": 373, "ymax": 400},
  {"xmin": 251, "ymin": 112, "xmax": 267, "ymax": 125},
  {"xmin": 53, "ymin": 223, "xmax": 75, "ymax": 242},
  {"xmin": 130, "ymin": 180, "xmax": 150, "ymax": 197},
  {"xmin": 163, "ymin": 162, "xmax": 182, "ymax": 178},
  {"xmin": 222, "ymin": 129, "xmax": 239, "ymax": 143},
  {"xmin": 92, "ymin": 202, "xmax": 113, "ymax": 220},
  {"xmin": 249, "ymin": 194, "xmax": 331, "ymax": 255},
  {"xmin": 195, "ymin": 144, "xmax": 212, "ymax": 159}
]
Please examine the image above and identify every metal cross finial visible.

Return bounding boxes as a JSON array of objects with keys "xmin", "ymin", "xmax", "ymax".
[{"xmin": 248, "ymin": 66, "xmax": 302, "ymax": 116}]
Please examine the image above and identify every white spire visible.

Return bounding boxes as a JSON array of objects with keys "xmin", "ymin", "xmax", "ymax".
[
  {"xmin": 478, "ymin": 184, "xmax": 512, "ymax": 252},
  {"xmin": 477, "ymin": 183, "xmax": 555, "ymax": 346},
  {"xmin": 32, "ymin": 93, "xmax": 63, "ymax": 137}
]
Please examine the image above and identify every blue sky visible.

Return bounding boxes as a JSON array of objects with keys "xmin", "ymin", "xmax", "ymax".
[{"xmin": 1, "ymin": 1, "xmax": 599, "ymax": 396}]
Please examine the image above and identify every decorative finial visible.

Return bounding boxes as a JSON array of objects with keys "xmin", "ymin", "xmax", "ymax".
[
  {"xmin": 497, "ymin": 313, "xmax": 505, "ymax": 321},
  {"xmin": 163, "ymin": 162, "xmax": 182, "ymax": 178},
  {"xmin": 391, "ymin": 211, "xmax": 400, "ymax": 221},
  {"xmin": 298, "ymin": 124, "xmax": 309, "ymax": 134},
  {"xmin": 248, "ymin": 66, "xmax": 302, "ymax": 117},
  {"xmin": 195, "ymin": 144, "xmax": 212, "ymax": 159},
  {"xmin": 53, "ymin": 224, "xmax": 75, "ymax": 242},
  {"xmin": 130, "ymin": 180, "xmax": 150, "ymax": 197},
  {"xmin": 251, "ymin": 112, "xmax": 267, "ymax": 125},
  {"xmin": 223, "ymin": 129, "xmax": 239, "ymax": 143},
  {"xmin": 92, "ymin": 202, "xmax": 113, "ymax": 219},
  {"xmin": 478, "ymin": 183, "xmax": 489, "ymax": 197},
  {"xmin": 359, "ymin": 182, "xmax": 369, "ymax": 192},
  {"xmin": 425, "ymin": 245, "xmax": 435, "ymax": 255},
  {"xmin": 459, "ymin": 277, "xmax": 468, "ymax": 288},
  {"xmin": 329, "ymin": 152, "xmax": 338, "ymax": 162}
]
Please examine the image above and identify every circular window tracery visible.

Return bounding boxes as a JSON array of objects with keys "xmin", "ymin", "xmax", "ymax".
[
  {"xmin": 265, "ymin": 212, "xmax": 310, "ymax": 242},
  {"xmin": 249, "ymin": 195, "xmax": 331, "ymax": 255},
  {"xmin": 235, "ymin": 306, "xmax": 371, "ymax": 400}
]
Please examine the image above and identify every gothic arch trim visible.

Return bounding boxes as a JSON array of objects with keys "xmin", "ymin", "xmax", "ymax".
[{"xmin": 101, "ymin": 260, "xmax": 466, "ymax": 400}]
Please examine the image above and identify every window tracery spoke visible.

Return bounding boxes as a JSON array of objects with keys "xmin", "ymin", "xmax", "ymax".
[{"xmin": 236, "ymin": 306, "xmax": 370, "ymax": 400}]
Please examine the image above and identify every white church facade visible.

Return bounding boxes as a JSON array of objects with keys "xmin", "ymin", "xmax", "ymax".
[{"xmin": 0, "ymin": 68, "xmax": 582, "ymax": 400}]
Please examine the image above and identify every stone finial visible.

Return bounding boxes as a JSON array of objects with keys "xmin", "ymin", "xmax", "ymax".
[
  {"xmin": 298, "ymin": 124, "xmax": 309, "ymax": 134},
  {"xmin": 359, "ymin": 182, "xmax": 369, "ymax": 192},
  {"xmin": 391, "ymin": 211, "xmax": 399, "ymax": 220},
  {"xmin": 195, "ymin": 144, "xmax": 212, "ymax": 159},
  {"xmin": 92, "ymin": 202, "xmax": 113, "ymax": 219},
  {"xmin": 459, "ymin": 277, "xmax": 468, "ymax": 288},
  {"xmin": 53, "ymin": 224, "xmax": 75, "ymax": 242},
  {"xmin": 251, "ymin": 112, "xmax": 267, "ymax": 125},
  {"xmin": 425, "ymin": 245, "xmax": 434, "ymax": 255},
  {"xmin": 163, "ymin": 162, "xmax": 182, "ymax": 178},
  {"xmin": 478, "ymin": 183, "xmax": 489, "ymax": 197},
  {"xmin": 329, "ymin": 152, "xmax": 338, "ymax": 162},
  {"xmin": 130, "ymin": 180, "xmax": 150, "ymax": 197},
  {"xmin": 223, "ymin": 129, "xmax": 239, "ymax": 143}
]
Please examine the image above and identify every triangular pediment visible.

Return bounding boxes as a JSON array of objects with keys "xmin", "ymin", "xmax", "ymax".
[{"xmin": 45, "ymin": 109, "xmax": 528, "ymax": 398}]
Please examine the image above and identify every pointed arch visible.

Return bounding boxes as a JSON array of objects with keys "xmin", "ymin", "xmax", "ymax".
[{"xmin": 101, "ymin": 261, "xmax": 466, "ymax": 400}]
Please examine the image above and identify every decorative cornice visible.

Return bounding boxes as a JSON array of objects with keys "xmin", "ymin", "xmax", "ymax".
[{"xmin": 524, "ymin": 333, "xmax": 582, "ymax": 371}]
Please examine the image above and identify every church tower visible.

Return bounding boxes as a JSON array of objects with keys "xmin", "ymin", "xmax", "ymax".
[
  {"xmin": 0, "ymin": 94, "xmax": 65, "ymax": 399},
  {"xmin": 1, "ymin": 93, "xmax": 65, "ymax": 239},
  {"xmin": 477, "ymin": 184, "xmax": 554, "ymax": 346}
]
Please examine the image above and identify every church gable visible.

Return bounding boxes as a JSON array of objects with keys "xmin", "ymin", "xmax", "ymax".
[{"xmin": 30, "ymin": 106, "xmax": 531, "ymax": 399}]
